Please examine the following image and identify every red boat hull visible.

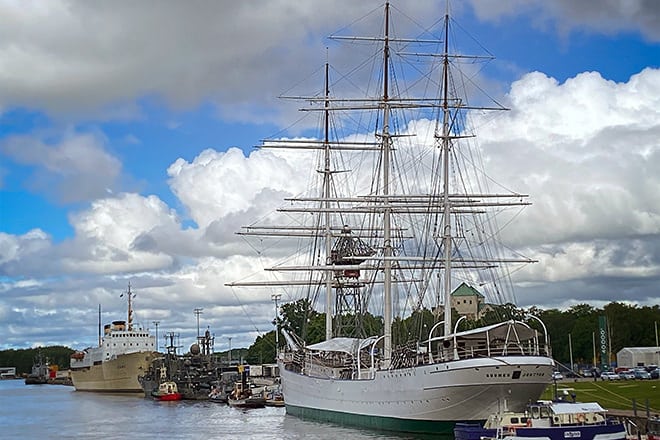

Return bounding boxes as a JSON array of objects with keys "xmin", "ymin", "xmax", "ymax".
[{"xmin": 154, "ymin": 393, "xmax": 182, "ymax": 401}]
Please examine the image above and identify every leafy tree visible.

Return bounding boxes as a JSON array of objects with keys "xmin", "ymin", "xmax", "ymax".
[
  {"xmin": 304, "ymin": 313, "xmax": 326, "ymax": 344},
  {"xmin": 480, "ymin": 303, "xmax": 524, "ymax": 325},
  {"xmin": 245, "ymin": 331, "xmax": 276, "ymax": 364},
  {"xmin": 0, "ymin": 346, "xmax": 74, "ymax": 375},
  {"xmin": 391, "ymin": 309, "xmax": 434, "ymax": 344},
  {"xmin": 279, "ymin": 298, "xmax": 372, "ymax": 345},
  {"xmin": 279, "ymin": 298, "xmax": 320, "ymax": 342},
  {"xmin": 568, "ymin": 304, "xmax": 596, "ymax": 318}
]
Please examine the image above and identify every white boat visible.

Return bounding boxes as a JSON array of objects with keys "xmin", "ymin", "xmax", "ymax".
[
  {"xmin": 227, "ymin": 1, "xmax": 554, "ymax": 434},
  {"xmin": 70, "ymin": 283, "xmax": 157, "ymax": 392},
  {"xmin": 454, "ymin": 400, "xmax": 628, "ymax": 440}
]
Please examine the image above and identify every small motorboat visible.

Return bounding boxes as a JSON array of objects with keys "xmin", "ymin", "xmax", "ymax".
[
  {"xmin": 227, "ymin": 365, "xmax": 265, "ymax": 409},
  {"xmin": 454, "ymin": 400, "xmax": 627, "ymax": 440},
  {"xmin": 208, "ymin": 385, "xmax": 229, "ymax": 404},
  {"xmin": 228, "ymin": 392, "xmax": 266, "ymax": 409},
  {"xmin": 151, "ymin": 381, "xmax": 182, "ymax": 401},
  {"xmin": 264, "ymin": 390, "xmax": 285, "ymax": 407}
]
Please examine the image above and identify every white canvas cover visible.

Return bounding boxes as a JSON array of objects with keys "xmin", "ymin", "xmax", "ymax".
[
  {"xmin": 306, "ymin": 336, "xmax": 378, "ymax": 354},
  {"xmin": 550, "ymin": 402, "xmax": 606, "ymax": 415}
]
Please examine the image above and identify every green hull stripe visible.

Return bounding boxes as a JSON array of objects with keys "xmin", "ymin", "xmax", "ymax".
[{"xmin": 286, "ymin": 404, "xmax": 465, "ymax": 435}]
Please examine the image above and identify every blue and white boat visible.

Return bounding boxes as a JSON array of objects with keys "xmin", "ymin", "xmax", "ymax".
[{"xmin": 454, "ymin": 400, "xmax": 627, "ymax": 440}]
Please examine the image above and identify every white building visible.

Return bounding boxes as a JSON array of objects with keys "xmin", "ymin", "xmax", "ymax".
[
  {"xmin": 616, "ymin": 347, "xmax": 660, "ymax": 368},
  {"xmin": 0, "ymin": 367, "xmax": 17, "ymax": 379}
]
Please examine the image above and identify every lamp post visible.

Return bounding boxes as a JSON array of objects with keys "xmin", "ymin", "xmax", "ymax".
[
  {"xmin": 569, "ymin": 333, "xmax": 574, "ymax": 375},
  {"xmin": 228, "ymin": 337, "xmax": 232, "ymax": 365},
  {"xmin": 655, "ymin": 321, "xmax": 659, "ymax": 366},
  {"xmin": 152, "ymin": 320, "xmax": 160, "ymax": 352},
  {"xmin": 271, "ymin": 293, "xmax": 281, "ymax": 350}
]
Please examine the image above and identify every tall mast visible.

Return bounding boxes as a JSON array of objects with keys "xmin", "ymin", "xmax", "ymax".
[
  {"xmin": 323, "ymin": 59, "xmax": 333, "ymax": 341},
  {"xmin": 441, "ymin": 8, "xmax": 453, "ymax": 337},
  {"xmin": 98, "ymin": 304, "xmax": 102, "ymax": 346},
  {"xmin": 382, "ymin": 1, "xmax": 393, "ymax": 364},
  {"xmin": 226, "ymin": 0, "xmax": 531, "ymax": 355},
  {"xmin": 126, "ymin": 282, "xmax": 134, "ymax": 331}
]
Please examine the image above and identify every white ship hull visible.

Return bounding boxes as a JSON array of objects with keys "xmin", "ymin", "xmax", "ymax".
[
  {"xmin": 280, "ymin": 356, "xmax": 554, "ymax": 434},
  {"xmin": 71, "ymin": 351, "xmax": 156, "ymax": 393}
]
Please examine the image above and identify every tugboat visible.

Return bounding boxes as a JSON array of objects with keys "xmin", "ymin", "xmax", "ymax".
[
  {"xmin": 147, "ymin": 364, "xmax": 182, "ymax": 401},
  {"xmin": 227, "ymin": 365, "xmax": 265, "ymax": 409},
  {"xmin": 151, "ymin": 381, "xmax": 182, "ymax": 401},
  {"xmin": 24, "ymin": 351, "xmax": 50, "ymax": 385}
]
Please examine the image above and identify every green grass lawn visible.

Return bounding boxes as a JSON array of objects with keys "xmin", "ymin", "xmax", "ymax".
[{"xmin": 541, "ymin": 379, "xmax": 660, "ymax": 413}]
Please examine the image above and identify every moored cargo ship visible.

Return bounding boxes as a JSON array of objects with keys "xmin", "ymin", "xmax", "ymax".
[{"xmin": 70, "ymin": 283, "xmax": 157, "ymax": 392}]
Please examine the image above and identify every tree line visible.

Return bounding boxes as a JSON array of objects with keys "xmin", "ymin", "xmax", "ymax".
[
  {"xmin": 2, "ymin": 301, "xmax": 657, "ymax": 371},
  {"xmin": 0, "ymin": 346, "xmax": 74, "ymax": 375},
  {"xmin": 532, "ymin": 302, "xmax": 659, "ymax": 369},
  {"xmin": 244, "ymin": 300, "xmax": 660, "ymax": 367}
]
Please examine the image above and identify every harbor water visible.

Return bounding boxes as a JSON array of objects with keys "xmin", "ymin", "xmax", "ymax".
[{"xmin": 1, "ymin": 380, "xmax": 448, "ymax": 439}]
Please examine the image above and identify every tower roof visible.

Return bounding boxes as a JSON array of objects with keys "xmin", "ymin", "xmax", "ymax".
[{"xmin": 451, "ymin": 282, "xmax": 484, "ymax": 298}]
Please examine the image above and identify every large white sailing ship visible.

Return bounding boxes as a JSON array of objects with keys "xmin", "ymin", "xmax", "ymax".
[
  {"xmin": 70, "ymin": 284, "xmax": 156, "ymax": 392},
  {"xmin": 228, "ymin": 1, "xmax": 554, "ymax": 434}
]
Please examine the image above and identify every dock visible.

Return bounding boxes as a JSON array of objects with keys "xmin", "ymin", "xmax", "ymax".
[{"xmin": 607, "ymin": 408, "xmax": 658, "ymax": 438}]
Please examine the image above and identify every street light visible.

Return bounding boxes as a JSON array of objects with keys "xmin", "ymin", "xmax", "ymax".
[
  {"xmin": 152, "ymin": 320, "xmax": 160, "ymax": 352},
  {"xmin": 271, "ymin": 294, "xmax": 281, "ymax": 351},
  {"xmin": 228, "ymin": 337, "xmax": 232, "ymax": 365},
  {"xmin": 569, "ymin": 333, "xmax": 574, "ymax": 374}
]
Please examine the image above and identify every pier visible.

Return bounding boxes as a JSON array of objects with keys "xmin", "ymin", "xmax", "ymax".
[{"xmin": 608, "ymin": 408, "xmax": 658, "ymax": 438}]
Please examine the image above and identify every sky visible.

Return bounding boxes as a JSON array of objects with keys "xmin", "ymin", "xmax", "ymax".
[{"xmin": 1, "ymin": 0, "xmax": 659, "ymax": 352}]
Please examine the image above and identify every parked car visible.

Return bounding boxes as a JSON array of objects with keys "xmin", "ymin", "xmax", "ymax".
[
  {"xmin": 601, "ymin": 371, "xmax": 620, "ymax": 380},
  {"xmin": 651, "ymin": 368, "xmax": 659, "ymax": 379},
  {"xmin": 634, "ymin": 369, "xmax": 651, "ymax": 380},
  {"xmin": 620, "ymin": 370, "xmax": 636, "ymax": 380},
  {"xmin": 552, "ymin": 371, "xmax": 564, "ymax": 380}
]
